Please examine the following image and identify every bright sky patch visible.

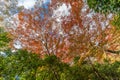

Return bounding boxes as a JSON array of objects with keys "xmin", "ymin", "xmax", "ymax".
[{"xmin": 18, "ymin": 0, "xmax": 36, "ymax": 9}]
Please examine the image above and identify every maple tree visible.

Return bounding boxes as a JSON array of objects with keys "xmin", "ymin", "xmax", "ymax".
[{"xmin": 8, "ymin": 0, "xmax": 120, "ymax": 63}]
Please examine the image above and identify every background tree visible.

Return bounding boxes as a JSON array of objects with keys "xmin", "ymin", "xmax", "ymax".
[
  {"xmin": 87, "ymin": 0, "xmax": 120, "ymax": 55},
  {"xmin": 0, "ymin": 0, "xmax": 24, "ymax": 28},
  {"xmin": 87, "ymin": 0, "xmax": 120, "ymax": 14},
  {"xmin": 0, "ymin": 27, "xmax": 11, "ymax": 51}
]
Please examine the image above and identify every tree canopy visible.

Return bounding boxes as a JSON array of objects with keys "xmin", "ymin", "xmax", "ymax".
[{"xmin": 0, "ymin": 0, "xmax": 120, "ymax": 79}]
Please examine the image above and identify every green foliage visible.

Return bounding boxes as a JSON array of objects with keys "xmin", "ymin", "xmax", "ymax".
[
  {"xmin": 0, "ymin": 32, "xmax": 11, "ymax": 47},
  {"xmin": 0, "ymin": 49, "xmax": 41, "ymax": 80},
  {"xmin": 111, "ymin": 14, "xmax": 120, "ymax": 30},
  {"xmin": 37, "ymin": 55, "xmax": 70, "ymax": 80},
  {"xmin": 73, "ymin": 56, "xmax": 80, "ymax": 64},
  {"xmin": 87, "ymin": 0, "xmax": 120, "ymax": 14},
  {"xmin": 1, "ymin": 50, "xmax": 120, "ymax": 80},
  {"xmin": 0, "ymin": 27, "xmax": 11, "ymax": 50},
  {"xmin": 93, "ymin": 61, "xmax": 120, "ymax": 79},
  {"xmin": 87, "ymin": 0, "xmax": 120, "ymax": 30}
]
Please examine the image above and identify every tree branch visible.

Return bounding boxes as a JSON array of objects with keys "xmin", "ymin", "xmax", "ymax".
[{"xmin": 105, "ymin": 49, "xmax": 120, "ymax": 54}]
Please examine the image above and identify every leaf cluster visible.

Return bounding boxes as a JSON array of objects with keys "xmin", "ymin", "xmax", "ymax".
[
  {"xmin": 87, "ymin": 0, "xmax": 120, "ymax": 14},
  {"xmin": 0, "ymin": 27, "xmax": 11, "ymax": 50}
]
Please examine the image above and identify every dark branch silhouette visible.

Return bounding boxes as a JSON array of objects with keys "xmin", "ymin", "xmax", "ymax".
[{"xmin": 105, "ymin": 49, "xmax": 120, "ymax": 54}]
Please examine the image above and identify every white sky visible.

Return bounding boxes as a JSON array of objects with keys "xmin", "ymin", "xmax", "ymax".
[
  {"xmin": 18, "ymin": 0, "xmax": 50, "ymax": 9},
  {"xmin": 18, "ymin": 0, "xmax": 36, "ymax": 9},
  {"xmin": 53, "ymin": 3, "xmax": 71, "ymax": 22}
]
